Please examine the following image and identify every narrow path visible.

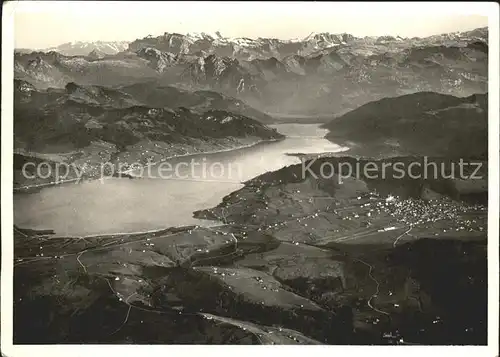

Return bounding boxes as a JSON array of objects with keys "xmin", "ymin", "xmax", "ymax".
[
  {"xmin": 353, "ymin": 258, "xmax": 390, "ymax": 317},
  {"xmin": 393, "ymin": 226, "xmax": 413, "ymax": 247}
]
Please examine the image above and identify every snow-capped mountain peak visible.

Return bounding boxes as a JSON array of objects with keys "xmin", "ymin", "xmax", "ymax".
[{"xmin": 44, "ymin": 41, "xmax": 129, "ymax": 56}]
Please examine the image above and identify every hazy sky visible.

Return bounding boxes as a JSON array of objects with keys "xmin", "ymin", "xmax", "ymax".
[{"xmin": 11, "ymin": 1, "xmax": 490, "ymax": 49}]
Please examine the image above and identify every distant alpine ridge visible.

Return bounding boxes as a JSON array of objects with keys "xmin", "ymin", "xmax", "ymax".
[
  {"xmin": 27, "ymin": 28, "xmax": 487, "ymax": 58},
  {"xmin": 42, "ymin": 41, "xmax": 130, "ymax": 56},
  {"xmin": 126, "ymin": 27, "xmax": 487, "ymax": 59},
  {"xmin": 15, "ymin": 27, "xmax": 488, "ymax": 116}
]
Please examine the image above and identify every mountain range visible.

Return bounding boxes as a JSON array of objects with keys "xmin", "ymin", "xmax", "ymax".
[
  {"xmin": 15, "ymin": 27, "xmax": 488, "ymax": 117},
  {"xmin": 43, "ymin": 41, "xmax": 130, "ymax": 56}
]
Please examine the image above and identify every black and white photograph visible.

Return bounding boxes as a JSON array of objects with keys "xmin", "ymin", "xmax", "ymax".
[{"xmin": 1, "ymin": 1, "xmax": 498, "ymax": 354}]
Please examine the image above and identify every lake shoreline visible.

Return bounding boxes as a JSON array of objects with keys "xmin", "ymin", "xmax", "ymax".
[
  {"xmin": 120, "ymin": 136, "xmax": 285, "ymax": 177},
  {"xmin": 13, "ymin": 136, "xmax": 285, "ymax": 194}
]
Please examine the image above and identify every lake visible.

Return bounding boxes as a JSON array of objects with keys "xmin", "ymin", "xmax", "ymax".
[{"xmin": 14, "ymin": 124, "xmax": 347, "ymax": 236}]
